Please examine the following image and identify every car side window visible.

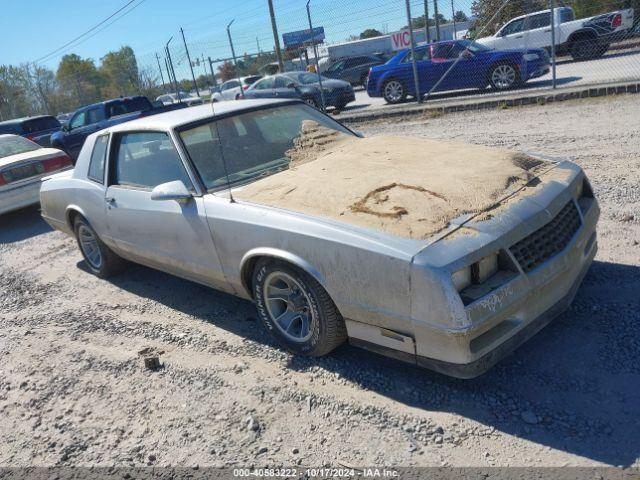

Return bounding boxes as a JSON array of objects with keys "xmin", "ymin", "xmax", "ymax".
[
  {"xmin": 87, "ymin": 108, "xmax": 105, "ymax": 125},
  {"xmin": 222, "ymin": 81, "xmax": 239, "ymax": 91},
  {"xmin": 255, "ymin": 77, "xmax": 275, "ymax": 89},
  {"xmin": 402, "ymin": 48, "xmax": 430, "ymax": 63},
  {"xmin": 112, "ymin": 132, "xmax": 192, "ymax": 190},
  {"xmin": 69, "ymin": 111, "xmax": 86, "ymax": 130},
  {"xmin": 88, "ymin": 135, "xmax": 109, "ymax": 183},
  {"xmin": 274, "ymin": 76, "xmax": 289, "ymax": 88},
  {"xmin": 500, "ymin": 18, "xmax": 525, "ymax": 36},
  {"xmin": 526, "ymin": 12, "xmax": 551, "ymax": 30}
]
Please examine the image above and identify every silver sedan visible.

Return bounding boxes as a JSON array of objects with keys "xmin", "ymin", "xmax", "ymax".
[{"xmin": 39, "ymin": 99, "xmax": 599, "ymax": 378}]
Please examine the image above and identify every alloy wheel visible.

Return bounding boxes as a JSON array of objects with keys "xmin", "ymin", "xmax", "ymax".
[
  {"xmin": 384, "ymin": 80, "xmax": 404, "ymax": 102},
  {"xmin": 78, "ymin": 225, "xmax": 102, "ymax": 269},
  {"xmin": 491, "ymin": 64, "xmax": 517, "ymax": 89},
  {"xmin": 263, "ymin": 272, "xmax": 314, "ymax": 343}
]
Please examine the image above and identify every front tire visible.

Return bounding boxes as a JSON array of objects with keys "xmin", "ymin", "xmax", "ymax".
[
  {"xmin": 253, "ymin": 260, "xmax": 347, "ymax": 357},
  {"xmin": 74, "ymin": 216, "xmax": 126, "ymax": 278},
  {"xmin": 382, "ymin": 79, "xmax": 406, "ymax": 104},
  {"xmin": 489, "ymin": 62, "xmax": 520, "ymax": 90}
]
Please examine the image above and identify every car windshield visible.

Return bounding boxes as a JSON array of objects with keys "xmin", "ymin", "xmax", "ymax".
[
  {"xmin": 287, "ymin": 72, "xmax": 331, "ymax": 85},
  {"xmin": 458, "ymin": 40, "xmax": 492, "ymax": 53},
  {"xmin": 179, "ymin": 104, "xmax": 354, "ymax": 190},
  {"xmin": 0, "ymin": 136, "xmax": 40, "ymax": 159}
]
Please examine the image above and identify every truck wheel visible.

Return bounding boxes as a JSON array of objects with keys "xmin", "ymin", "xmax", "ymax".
[
  {"xmin": 302, "ymin": 96, "xmax": 319, "ymax": 108},
  {"xmin": 74, "ymin": 216, "xmax": 126, "ymax": 278},
  {"xmin": 489, "ymin": 62, "xmax": 520, "ymax": 90},
  {"xmin": 383, "ymin": 79, "xmax": 406, "ymax": 104},
  {"xmin": 253, "ymin": 260, "xmax": 347, "ymax": 357},
  {"xmin": 569, "ymin": 36, "xmax": 599, "ymax": 61}
]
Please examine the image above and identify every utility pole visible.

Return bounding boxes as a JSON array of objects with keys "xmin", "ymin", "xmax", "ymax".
[
  {"xmin": 423, "ymin": 0, "xmax": 431, "ymax": 43},
  {"xmin": 226, "ymin": 20, "xmax": 244, "ymax": 98},
  {"xmin": 433, "ymin": 0, "xmax": 441, "ymax": 40},
  {"xmin": 155, "ymin": 53, "xmax": 167, "ymax": 91},
  {"xmin": 306, "ymin": 0, "xmax": 325, "ymax": 111},
  {"xmin": 180, "ymin": 27, "xmax": 200, "ymax": 97},
  {"xmin": 208, "ymin": 56, "xmax": 218, "ymax": 87},
  {"xmin": 165, "ymin": 37, "xmax": 180, "ymax": 99},
  {"xmin": 268, "ymin": 0, "xmax": 285, "ymax": 72},
  {"xmin": 405, "ymin": 0, "xmax": 422, "ymax": 103}
]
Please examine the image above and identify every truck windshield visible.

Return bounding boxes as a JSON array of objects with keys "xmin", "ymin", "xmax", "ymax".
[
  {"xmin": 106, "ymin": 98, "xmax": 152, "ymax": 117},
  {"xmin": 179, "ymin": 104, "xmax": 354, "ymax": 190}
]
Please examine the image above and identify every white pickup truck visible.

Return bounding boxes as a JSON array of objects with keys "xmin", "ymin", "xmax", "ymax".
[{"xmin": 476, "ymin": 7, "xmax": 635, "ymax": 60}]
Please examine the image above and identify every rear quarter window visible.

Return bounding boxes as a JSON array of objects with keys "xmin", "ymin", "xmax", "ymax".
[
  {"xmin": 88, "ymin": 135, "xmax": 109, "ymax": 183},
  {"xmin": 22, "ymin": 117, "xmax": 61, "ymax": 133}
]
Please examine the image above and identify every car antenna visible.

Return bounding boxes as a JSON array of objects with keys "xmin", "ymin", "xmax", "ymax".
[{"xmin": 210, "ymin": 99, "xmax": 236, "ymax": 203}]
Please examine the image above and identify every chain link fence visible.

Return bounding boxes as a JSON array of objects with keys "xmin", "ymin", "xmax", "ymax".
[{"xmin": 1, "ymin": 0, "xmax": 638, "ymax": 120}]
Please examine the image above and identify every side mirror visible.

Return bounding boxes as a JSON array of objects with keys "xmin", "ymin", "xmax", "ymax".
[
  {"xmin": 61, "ymin": 124, "xmax": 69, "ymax": 132},
  {"xmin": 287, "ymin": 82, "xmax": 297, "ymax": 89},
  {"xmin": 460, "ymin": 50, "xmax": 473, "ymax": 59},
  {"xmin": 150, "ymin": 180, "xmax": 192, "ymax": 203}
]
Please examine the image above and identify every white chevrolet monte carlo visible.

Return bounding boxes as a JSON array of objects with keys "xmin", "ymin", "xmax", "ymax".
[
  {"xmin": 0, "ymin": 134, "xmax": 73, "ymax": 215},
  {"xmin": 40, "ymin": 99, "xmax": 599, "ymax": 378}
]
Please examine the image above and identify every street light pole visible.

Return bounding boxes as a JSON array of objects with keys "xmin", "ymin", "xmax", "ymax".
[
  {"xmin": 227, "ymin": 20, "xmax": 245, "ymax": 98},
  {"xmin": 451, "ymin": 0, "xmax": 457, "ymax": 38},
  {"xmin": 268, "ymin": 0, "xmax": 285, "ymax": 72},
  {"xmin": 306, "ymin": 0, "xmax": 326, "ymax": 111},
  {"xmin": 433, "ymin": 0, "xmax": 441, "ymax": 40},
  {"xmin": 155, "ymin": 53, "xmax": 166, "ymax": 92},
  {"xmin": 180, "ymin": 27, "xmax": 200, "ymax": 97},
  {"xmin": 165, "ymin": 37, "xmax": 180, "ymax": 100},
  {"xmin": 405, "ymin": 0, "xmax": 422, "ymax": 103}
]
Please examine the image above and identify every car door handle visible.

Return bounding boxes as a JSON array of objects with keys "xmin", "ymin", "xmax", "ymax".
[
  {"xmin": 105, "ymin": 196, "xmax": 116, "ymax": 204},
  {"xmin": 515, "ymin": 35, "xmax": 524, "ymax": 38},
  {"xmin": 544, "ymin": 28, "xmax": 551, "ymax": 32}
]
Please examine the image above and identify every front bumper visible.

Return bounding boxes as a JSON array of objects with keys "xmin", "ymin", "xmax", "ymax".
[
  {"xmin": 350, "ymin": 189, "xmax": 599, "ymax": 378},
  {"xmin": 0, "ymin": 179, "xmax": 42, "ymax": 215}
]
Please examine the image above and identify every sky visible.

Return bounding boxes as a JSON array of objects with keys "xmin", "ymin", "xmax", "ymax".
[{"xmin": 0, "ymin": 0, "xmax": 472, "ymax": 76}]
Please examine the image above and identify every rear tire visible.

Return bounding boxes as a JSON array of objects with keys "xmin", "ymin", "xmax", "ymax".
[
  {"xmin": 74, "ymin": 216, "xmax": 126, "ymax": 278},
  {"xmin": 569, "ymin": 36, "xmax": 601, "ymax": 61},
  {"xmin": 253, "ymin": 260, "xmax": 347, "ymax": 357}
]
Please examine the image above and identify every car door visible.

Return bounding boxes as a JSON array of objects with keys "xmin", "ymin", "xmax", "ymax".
[
  {"xmin": 65, "ymin": 110, "xmax": 91, "ymax": 158},
  {"xmin": 273, "ymin": 76, "xmax": 300, "ymax": 99},
  {"xmin": 493, "ymin": 17, "xmax": 527, "ymax": 50},
  {"xmin": 430, "ymin": 42, "xmax": 479, "ymax": 91},
  {"xmin": 221, "ymin": 80, "xmax": 241, "ymax": 100},
  {"xmin": 245, "ymin": 77, "xmax": 276, "ymax": 98},
  {"xmin": 103, "ymin": 130, "xmax": 228, "ymax": 289},
  {"xmin": 522, "ymin": 11, "xmax": 552, "ymax": 49}
]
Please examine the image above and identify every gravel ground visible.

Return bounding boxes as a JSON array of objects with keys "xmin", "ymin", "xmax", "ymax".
[{"xmin": 0, "ymin": 95, "xmax": 638, "ymax": 468}]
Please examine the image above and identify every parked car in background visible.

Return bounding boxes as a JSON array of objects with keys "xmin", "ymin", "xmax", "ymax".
[
  {"xmin": 211, "ymin": 76, "xmax": 262, "ymax": 102},
  {"xmin": 0, "ymin": 134, "xmax": 72, "ymax": 215},
  {"xmin": 156, "ymin": 92, "xmax": 203, "ymax": 107},
  {"xmin": 0, "ymin": 115, "xmax": 61, "ymax": 147},
  {"xmin": 244, "ymin": 72, "xmax": 355, "ymax": 109},
  {"xmin": 51, "ymin": 96, "xmax": 187, "ymax": 161},
  {"xmin": 323, "ymin": 55, "xmax": 387, "ymax": 86},
  {"xmin": 367, "ymin": 40, "xmax": 550, "ymax": 104},
  {"xmin": 476, "ymin": 7, "xmax": 634, "ymax": 60},
  {"xmin": 40, "ymin": 99, "xmax": 599, "ymax": 378}
]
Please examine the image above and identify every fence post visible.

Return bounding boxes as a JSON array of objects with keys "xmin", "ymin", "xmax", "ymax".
[
  {"xmin": 550, "ymin": 0, "xmax": 557, "ymax": 89},
  {"xmin": 268, "ymin": 0, "xmax": 285, "ymax": 72},
  {"xmin": 180, "ymin": 27, "xmax": 200, "ymax": 97},
  {"xmin": 306, "ymin": 0, "xmax": 326, "ymax": 111},
  {"xmin": 433, "ymin": 0, "xmax": 441, "ymax": 41},
  {"xmin": 226, "ymin": 20, "xmax": 245, "ymax": 99},
  {"xmin": 423, "ymin": 0, "xmax": 431, "ymax": 43},
  {"xmin": 405, "ymin": 0, "xmax": 422, "ymax": 103},
  {"xmin": 451, "ymin": 0, "xmax": 457, "ymax": 38}
]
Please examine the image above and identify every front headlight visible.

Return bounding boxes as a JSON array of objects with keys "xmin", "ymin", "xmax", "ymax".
[
  {"xmin": 523, "ymin": 53, "xmax": 539, "ymax": 61},
  {"xmin": 451, "ymin": 253, "xmax": 499, "ymax": 292}
]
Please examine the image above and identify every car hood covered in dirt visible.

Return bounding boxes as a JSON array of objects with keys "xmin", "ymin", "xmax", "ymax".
[{"xmin": 235, "ymin": 121, "xmax": 557, "ymax": 241}]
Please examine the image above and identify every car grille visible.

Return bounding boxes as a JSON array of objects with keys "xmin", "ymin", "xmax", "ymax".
[{"xmin": 509, "ymin": 201, "xmax": 582, "ymax": 273}]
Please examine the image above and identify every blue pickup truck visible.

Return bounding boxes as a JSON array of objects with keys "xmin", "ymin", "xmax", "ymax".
[{"xmin": 51, "ymin": 96, "xmax": 187, "ymax": 161}]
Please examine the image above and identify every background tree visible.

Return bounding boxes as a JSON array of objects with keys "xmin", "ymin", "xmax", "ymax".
[
  {"xmin": 217, "ymin": 61, "xmax": 236, "ymax": 82},
  {"xmin": 454, "ymin": 10, "xmax": 469, "ymax": 22},
  {"xmin": 471, "ymin": 0, "xmax": 545, "ymax": 35},
  {"xmin": 100, "ymin": 46, "xmax": 140, "ymax": 97},
  {"xmin": 56, "ymin": 54, "xmax": 103, "ymax": 106},
  {"xmin": 359, "ymin": 28, "xmax": 383, "ymax": 39}
]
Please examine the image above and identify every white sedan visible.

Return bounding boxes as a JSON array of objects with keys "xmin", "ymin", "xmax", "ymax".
[{"xmin": 0, "ymin": 134, "xmax": 73, "ymax": 215}]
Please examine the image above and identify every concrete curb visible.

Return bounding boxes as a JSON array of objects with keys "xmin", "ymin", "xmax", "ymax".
[{"xmin": 339, "ymin": 81, "xmax": 640, "ymax": 124}]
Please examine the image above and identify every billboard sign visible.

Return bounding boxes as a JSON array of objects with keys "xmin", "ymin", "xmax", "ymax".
[
  {"xmin": 283, "ymin": 27, "xmax": 325, "ymax": 49},
  {"xmin": 390, "ymin": 28, "xmax": 412, "ymax": 50}
]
